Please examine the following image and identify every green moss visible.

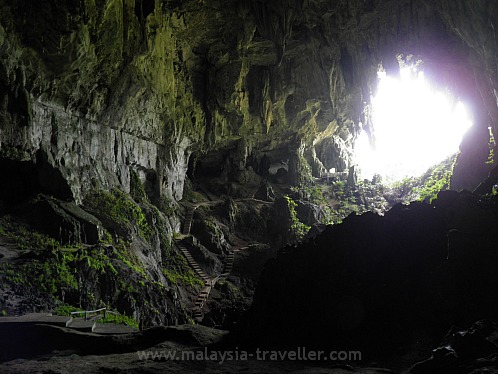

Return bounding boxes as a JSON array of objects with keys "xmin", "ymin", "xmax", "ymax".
[
  {"xmin": 86, "ymin": 188, "xmax": 153, "ymax": 240},
  {"xmin": 284, "ymin": 195, "xmax": 311, "ymax": 240},
  {"xmin": 163, "ymin": 267, "xmax": 204, "ymax": 287},
  {"xmin": 55, "ymin": 304, "xmax": 82, "ymax": 316},
  {"xmin": 0, "ymin": 219, "xmax": 133, "ymax": 301},
  {"xmin": 55, "ymin": 304, "xmax": 138, "ymax": 329},
  {"xmin": 163, "ymin": 251, "xmax": 204, "ymax": 287},
  {"xmin": 101, "ymin": 312, "xmax": 139, "ymax": 329},
  {"xmin": 411, "ymin": 155, "xmax": 456, "ymax": 203},
  {"xmin": 130, "ymin": 170, "xmax": 148, "ymax": 203},
  {"xmin": 112, "ymin": 239, "xmax": 148, "ymax": 278}
]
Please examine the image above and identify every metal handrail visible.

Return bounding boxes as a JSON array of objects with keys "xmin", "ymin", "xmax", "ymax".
[{"xmin": 70, "ymin": 307, "xmax": 107, "ymax": 320}]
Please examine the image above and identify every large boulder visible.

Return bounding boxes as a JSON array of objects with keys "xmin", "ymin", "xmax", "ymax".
[
  {"xmin": 237, "ymin": 192, "xmax": 498, "ymax": 359},
  {"xmin": 16, "ymin": 194, "xmax": 103, "ymax": 244}
]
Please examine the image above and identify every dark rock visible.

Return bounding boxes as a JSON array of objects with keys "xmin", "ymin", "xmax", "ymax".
[
  {"xmin": 254, "ymin": 179, "xmax": 276, "ymax": 202},
  {"xmin": 183, "ymin": 236, "xmax": 224, "ymax": 277},
  {"xmin": 191, "ymin": 210, "xmax": 231, "ymax": 256},
  {"xmin": 411, "ymin": 320, "xmax": 498, "ymax": 374},
  {"xmin": 237, "ymin": 192, "xmax": 498, "ymax": 359},
  {"xmin": 295, "ymin": 200, "xmax": 325, "ymax": 226},
  {"xmin": 432, "ymin": 189, "xmax": 460, "ymax": 209},
  {"xmin": 258, "ymin": 155, "xmax": 271, "ymax": 176},
  {"xmin": 16, "ymin": 195, "xmax": 103, "ymax": 244}
]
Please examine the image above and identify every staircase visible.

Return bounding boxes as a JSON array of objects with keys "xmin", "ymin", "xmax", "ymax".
[
  {"xmin": 219, "ymin": 251, "xmax": 235, "ymax": 280},
  {"xmin": 66, "ymin": 316, "xmax": 99, "ymax": 332},
  {"xmin": 218, "ymin": 246, "xmax": 249, "ymax": 281},
  {"xmin": 176, "ymin": 242, "xmax": 211, "ymax": 286},
  {"xmin": 177, "ymin": 200, "xmax": 260, "ymax": 322},
  {"xmin": 193, "ymin": 286, "xmax": 211, "ymax": 320},
  {"xmin": 182, "ymin": 206, "xmax": 196, "ymax": 235}
]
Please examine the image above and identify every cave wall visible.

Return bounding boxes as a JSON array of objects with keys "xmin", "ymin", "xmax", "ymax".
[{"xmin": 0, "ymin": 0, "xmax": 497, "ymax": 204}]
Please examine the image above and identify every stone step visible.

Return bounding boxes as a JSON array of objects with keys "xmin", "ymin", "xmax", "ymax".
[{"xmin": 66, "ymin": 318, "xmax": 97, "ymax": 333}]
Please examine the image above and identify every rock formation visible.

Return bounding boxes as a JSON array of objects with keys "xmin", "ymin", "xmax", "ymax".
[{"xmin": 0, "ymin": 0, "xmax": 498, "ymax": 372}]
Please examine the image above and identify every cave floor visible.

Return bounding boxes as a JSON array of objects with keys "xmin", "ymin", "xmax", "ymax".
[{"xmin": 0, "ymin": 324, "xmax": 407, "ymax": 374}]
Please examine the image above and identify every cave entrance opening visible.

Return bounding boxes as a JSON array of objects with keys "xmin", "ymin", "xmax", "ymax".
[{"xmin": 354, "ymin": 58, "xmax": 473, "ymax": 184}]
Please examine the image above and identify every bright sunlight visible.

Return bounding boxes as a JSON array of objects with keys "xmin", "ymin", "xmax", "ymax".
[{"xmin": 354, "ymin": 65, "xmax": 472, "ymax": 182}]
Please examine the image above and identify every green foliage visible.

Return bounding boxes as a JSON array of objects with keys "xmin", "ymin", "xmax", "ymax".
[
  {"xmin": 3, "ymin": 224, "xmax": 62, "ymax": 252},
  {"xmin": 55, "ymin": 304, "xmax": 139, "ymax": 328},
  {"xmin": 486, "ymin": 148, "xmax": 495, "ymax": 165},
  {"xmin": 412, "ymin": 156, "xmax": 455, "ymax": 203},
  {"xmin": 163, "ymin": 252, "xmax": 204, "ymax": 287},
  {"xmin": 290, "ymin": 183, "xmax": 334, "ymax": 224},
  {"xmin": 101, "ymin": 312, "xmax": 139, "ymax": 329},
  {"xmin": 130, "ymin": 170, "xmax": 148, "ymax": 203},
  {"xmin": 87, "ymin": 188, "xmax": 153, "ymax": 240},
  {"xmin": 163, "ymin": 251, "xmax": 204, "ymax": 287},
  {"xmin": 113, "ymin": 239, "xmax": 147, "ymax": 278},
  {"xmin": 0, "ymin": 238, "xmax": 121, "ymax": 296},
  {"xmin": 486, "ymin": 128, "xmax": 495, "ymax": 165},
  {"xmin": 383, "ymin": 155, "xmax": 457, "ymax": 204},
  {"xmin": 297, "ymin": 153, "xmax": 314, "ymax": 186},
  {"xmin": 163, "ymin": 268, "xmax": 204, "ymax": 287},
  {"xmin": 0, "ymin": 219, "xmax": 146, "ymax": 308},
  {"xmin": 55, "ymin": 304, "xmax": 82, "ymax": 316},
  {"xmin": 284, "ymin": 195, "xmax": 311, "ymax": 240}
]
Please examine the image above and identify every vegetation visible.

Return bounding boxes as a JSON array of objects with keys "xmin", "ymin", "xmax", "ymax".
[
  {"xmin": 85, "ymin": 188, "xmax": 153, "ymax": 240},
  {"xmin": 486, "ymin": 128, "xmax": 495, "ymax": 165},
  {"xmin": 162, "ymin": 252, "xmax": 204, "ymax": 287},
  {"xmin": 55, "ymin": 304, "xmax": 81, "ymax": 316},
  {"xmin": 163, "ymin": 268, "xmax": 203, "ymax": 287},
  {"xmin": 291, "ymin": 153, "xmax": 457, "ymax": 226},
  {"xmin": 284, "ymin": 195, "xmax": 311, "ymax": 240},
  {"xmin": 387, "ymin": 154, "xmax": 457, "ymax": 204},
  {"xmin": 55, "ymin": 304, "xmax": 139, "ymax": 328},
  {"xmin": 101, "ymin": 311, "xmax": 139, "ymax": 328},
  {"xmin": 0, "ymin": 216, "xmax": 150, "ymax": 324},
  {"xmin": 130, "ymin": 169, "xmax": 148, "ymax": 203},
  {"xmin": 0, "ymin": 219, "xmax": 121, "ymax": 297}
]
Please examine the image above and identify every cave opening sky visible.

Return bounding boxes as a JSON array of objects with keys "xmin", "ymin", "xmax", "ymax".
[{"xmin": 354, "ymin": 64, "xmax": 473, "ymax": 182}]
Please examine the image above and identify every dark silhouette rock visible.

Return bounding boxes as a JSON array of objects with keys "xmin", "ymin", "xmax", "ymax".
[
  {"xmin": 237, "ymin": 191, "xmax": 498, "ymax": 360},
  {"xmin": 411, "ymin": 320, "xmax": 498, "ymax": 374},
  {"xmin": 254, "ymin": 180, "xmax": 275, "ymax": 202}
]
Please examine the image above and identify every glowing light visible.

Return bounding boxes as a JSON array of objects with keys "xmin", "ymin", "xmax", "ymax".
[{"xmin": 354, "ymin": 68, "xmax": 472, "ymax": 182}]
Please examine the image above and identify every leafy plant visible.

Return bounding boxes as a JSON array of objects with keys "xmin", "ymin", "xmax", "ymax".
[
  {"xmin": 101, "ymin": 311, "xmax": 139, "ymax": 328},
  {"xmin": 86, "ymin": 188, "xmax": 153, "ymax": 240},
  {"xmin": 284, "ymin": 195, "xmax": 311, "ymax": 240}
]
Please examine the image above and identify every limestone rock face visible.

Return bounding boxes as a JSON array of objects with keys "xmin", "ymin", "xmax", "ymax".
[{"xmin": 1, "ymin": 0, "xmax": 496, "ymax": 203}]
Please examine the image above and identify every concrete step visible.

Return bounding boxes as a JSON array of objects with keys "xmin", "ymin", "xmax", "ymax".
[
  {"xmin": 92, "ymin": 323, "xmax": 138, "ymax": 335},
  {"xmin": 66, "ymin": 318, "xmax": 97, "ymax": 332}
]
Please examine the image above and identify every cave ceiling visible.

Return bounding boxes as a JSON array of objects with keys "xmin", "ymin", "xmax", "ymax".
[{"xmin": 0, "ymin": 0, "xmax": 496, "ymax": 200}]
